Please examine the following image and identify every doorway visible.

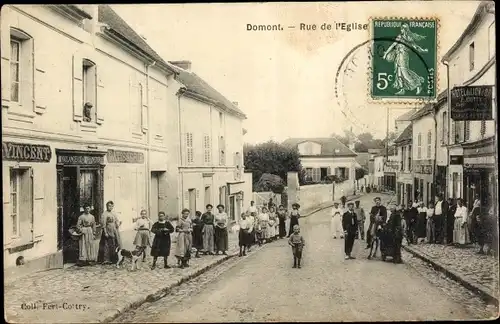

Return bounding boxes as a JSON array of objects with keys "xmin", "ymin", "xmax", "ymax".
[
  {"xmin": 151, "ymin": 172, "xmax": 161, "ymax": 221},
  {"xmin": 59, "ymin": 167, "xmax": 100, "ymax": 264},
  {"xmin": 229, "ymin": 195, "xmax": 236, "ymax": 221},
  {"xmin": 204, "ymin": 186, "xmax": 211, "ymax": 207},
  {"xmin": 188, "ymin": 189, "xmax": 196, "ymax": 214}
]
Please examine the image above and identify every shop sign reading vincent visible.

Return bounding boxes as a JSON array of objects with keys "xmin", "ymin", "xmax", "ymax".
[{"xmin": 2, "ymin": 142, "xmax": 52, "ymax": 162}]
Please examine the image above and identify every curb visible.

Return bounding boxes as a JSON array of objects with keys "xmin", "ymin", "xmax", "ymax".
[
  {"xmin": 402, "ymin": 245, "xmax": 499, "ymax": 307},
  {"xmin": 101, "ymin": 251, "xmax": 238, "ymax": 323}
]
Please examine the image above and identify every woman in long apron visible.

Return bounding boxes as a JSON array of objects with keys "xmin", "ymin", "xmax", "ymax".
[
  {"xmin": 201, "ymin": 204, "xmax": 215, "ymax": 255},
  {"xmin": 191, "ymin": 211, "xmax": 204, "ymax": 258},
  {"xmin": 288, "ymin": 203, "xmax": 301, "ymax": 237},
  {"xmin": 76, "ymin": 204, "xmax": 98, "ymax": 266},
  {"xmin": 257, "ymin": 207, "xmax": 270, "ymax": 245},
  {"xmin": 416, "ymin": 202, "xmax": 427, "ymax": 243},
  {"xmin": 268, "ymin": 206, "xmax": 277, "ymax": 241},
  {"xmin": 175, "ymin": 209, "xmax": 193, "ymax": 268},
  {"xmin": 101, "ymin": 201, "xmax": 122, "ymax": 264},
  {"xmin": 133, "ymin": 209, "xmax": 152, "ymax": 261},
  {"xmin": 214, "ymin": 204, "xmax": 229, "ymax": 255}
]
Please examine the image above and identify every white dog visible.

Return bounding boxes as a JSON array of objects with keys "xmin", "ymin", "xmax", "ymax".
[{"xmin": 115, "ymin": 246, "xmax": 146, "ymax": 271}]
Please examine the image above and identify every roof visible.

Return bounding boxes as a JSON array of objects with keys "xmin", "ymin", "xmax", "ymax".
[
  {"xmin": 173, "ymin": 66, "xmax": 247, "ymax": 119},
  {"xmin": 396, "ymin": 109, "xmax": 417, "ymax": 122},
  {"xmin": 282, "ymin": 138, "xmax": 357, "ymax": 157},
  {"xmin": 355, "ymin": 152, "xmax": 370, "ymax": 168},
  {"xmin": 374, "ymin": 146, "xmax": 397, "ymax": 157},
  {"xmin": 394, "ymin": 124, "xmax": 413, "ymax": 144},
  {"xmin": 410, "ymin": 89, "xmax": 449, "ymax": 120},
  {"xmin": 442, "ymin": 2, "xmax": 494, "ymax": 62},
  {"xmin": 99, "ymin": 5, "xmax": 174, "ymax": 72}
]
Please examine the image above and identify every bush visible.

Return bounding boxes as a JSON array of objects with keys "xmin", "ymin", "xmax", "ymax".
[{"xmin": 255, "ymin": 173, "xmax": 286, "ymax": 193}]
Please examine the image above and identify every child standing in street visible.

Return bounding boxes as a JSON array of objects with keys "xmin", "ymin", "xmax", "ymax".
[{"xmin": 288, "ymin": 225, "xmax": 305, "ymax": 268}]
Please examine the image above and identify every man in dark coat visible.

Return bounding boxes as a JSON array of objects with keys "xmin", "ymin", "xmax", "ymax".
[
  {"xmin": 433, "ymin": 194, "xmax": 448, "ymax": 244},
  {"xmin": 446, "ymin": 198, "xmax": 457, "ymax": 245},
  {"xmin": 342, "ymin": 202, "xmax": 358, "ymax": 260},
  {"xmin": 387, "ymin": 206, "xmax": 403, "ymax": 263},
  {"xmin": 366, "ymin": 197, "xmax": 388, "ymax": 249}
]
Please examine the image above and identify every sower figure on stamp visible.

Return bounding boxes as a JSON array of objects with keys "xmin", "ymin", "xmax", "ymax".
[
  {"xmin": 342, "ymin": 202, "xmax": 358, "ymax": 260},
  {"xmin": 366, "ymin": 197, "xmax": 388, "ymax": 249},
  {"xmin": 382, "ymin": 24, "xmax": 428, "ymax": 96}
]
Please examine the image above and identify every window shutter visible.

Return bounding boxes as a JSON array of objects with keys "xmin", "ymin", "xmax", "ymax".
[
  {"xmin": 96, "ymin": 65, "xmax": 104, "ymax": 124},
  {"xmin": 72, "ymin": 53, "xmax": 83, "ymax": 121},
  {"xmin": 33, "ymin": 169, "xmax": 44, "ymax": 240},
  {"xmin": 3, "ymin": 166, "xmax": 12, "ymax": 246},
  {"xmin": 464, "ymin": 121, "xmax": 470, "ymax": 141},
  {"xmin": 1, "ymin": 18, "xmax": 11, "ymax": 106},
  {"xmin": 345, "ymin": 168, "xmax": 350, "ymax": 180},
  {"xmin": 140, "ymin": 82, "xmax": 148, "ymax": 133},
  {"xmin": 327, "ymin": 167, "xmax": 332, "ymax": 175},
  {"xmin": 34, "ymin": 43, "xmax": 48, "ymax": 114}
]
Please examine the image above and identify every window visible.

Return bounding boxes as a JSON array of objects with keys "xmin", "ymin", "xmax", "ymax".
[
  {"xmin": 7, "ymin": 29, "xmax": 34, "ymax": 109},
  {"xmin": 186, "ymin": 133, "xmax": 194, "ymax": 164},
  {"xmin": 203, "ymin": 135, "xmax": 211, "ymax": 163},
  {"xmin": 417, "ymin": 133, "xmax": 422, "ymax": 159},
  {"xmin": 426, "ymin": 131, "xmax": 432, "ymax": 158},
  {"xmin": 441, "ymin": 112, "xmax": 448, "ymax": 143},
  {"xmin": 82, "ymin": 59, "xmax": 97, "ymax": 122},
  {"xmin": 129, "ymin": 79, "xmax": 143, "ymax": 131},
  {"xmin": 469, "ymin": 42, "xmax": 475, "ymax": 71},
  {"xmin": 219, "ymin": 136, "xmax": 225, "ymax": 165},
  {"xmin": 408, "ymin": 145, "xmax": 412, "ymax": 171},
  {"xmin": 312, "ymin": 168, "xmax": 321, "ymax": 182},
  {"xmin": 9, "ymin": 168, "xmax": 33, "ymax": 240},
  {"xmin": 489, "ymin": 22, "xmax": 495, "ymax": 59},
  {"xmin": 464, "ymin": 120, "xmax": 470, "ymax": 141},
  {"xmin": 10, "ymin": 40, "xmax": 20, "ymax": 103}
]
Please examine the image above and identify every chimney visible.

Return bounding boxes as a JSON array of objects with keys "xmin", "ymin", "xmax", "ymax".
[
  {"xmin": 81, "ymin": 5, "xmax": 99, "ymax": 35},
  {"xmin": 232, "ymin": 101, "xmax": 238, "ymax": 107},
  {"xmin": 169, "ymin": 60, "xmax": 192, "ymax": 71}
]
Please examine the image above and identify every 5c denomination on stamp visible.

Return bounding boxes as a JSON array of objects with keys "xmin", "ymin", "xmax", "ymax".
[{"xmin": 370, "ymin": 18, "xmax": 438, "ymax": 101}]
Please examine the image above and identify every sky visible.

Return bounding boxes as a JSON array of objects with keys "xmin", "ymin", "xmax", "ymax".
[{"xmin": 113, "ymin": 1, "xmax": 479, "ymax": 144}]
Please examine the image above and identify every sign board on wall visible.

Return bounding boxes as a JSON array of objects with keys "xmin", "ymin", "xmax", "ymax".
[
  {"xmin": 450, "ymin": 85, "xmax": 493, "ymax": 121},
  {"xmin": 107, "ymin": 149, "xmax": 144, "ymax": 164},
  {"xmin": 2, "ymin": 142, "xmax": 52, "ymax": 162},
  {"xmin": 450, "ymin": 155, "xmax": 463, "ymax": 165}
]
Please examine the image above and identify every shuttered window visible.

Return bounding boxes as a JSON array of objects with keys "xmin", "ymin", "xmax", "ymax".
[
  {"xmin": 186, "ymin": 133, "xmax": 194, "ymax": 164},
  {"xmin": 442, "ymin": 112, "xmax": 448, "ymax": 143},
  {"xmin": 8, "ymin": 168, "xmax": 33, "ymax": 241},
  {"xmin": 203, "ymin": 135, "xmax": 211, "ymax": 164},
  {"xmin": 417, "ymin": 133, "xmax": 422, "ymax": 159},
  {"xmin": 426, "ymin": 131, "xmax": 432, "ymax": 158}
]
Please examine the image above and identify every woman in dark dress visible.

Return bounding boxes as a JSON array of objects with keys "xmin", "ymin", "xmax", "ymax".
[
  {"xmin": 446, "ymin": 198, "xmax": 457, "ymax": 245},
  {"xmin": 416, "ymin": 202, "xmax": 427, "ymax": 243},
  {"xmin": 150, "ymin": 212, "xmax": 175, "ymax": 269},
  {"xmin": 277, "ymin": 205, "xmax": 287, "ymax": 239},
  {"xmin": 192, "ymin": 211, "xmax": 204, "ymax": 258},
  {"xmin": 288, "ymin": 203, "xmax": 301, "ymax": 237}
]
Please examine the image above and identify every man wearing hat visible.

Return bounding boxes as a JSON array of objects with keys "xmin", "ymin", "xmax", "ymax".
[
  {"xmin": 366, "ymin": 196, "xmax": 388, "ymax": 249},
  {"xmin": 342, "ymin": 202, "xmax": 358, "ymax": 260},
  {"xmin": 331, "ymin": 202, "xmax": 344, "ymax": 239}
]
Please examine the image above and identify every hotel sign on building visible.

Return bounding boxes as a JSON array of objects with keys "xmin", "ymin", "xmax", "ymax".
[{"xmin": 450, "ymin": 85, "xmax": 494, "ymax": 120}]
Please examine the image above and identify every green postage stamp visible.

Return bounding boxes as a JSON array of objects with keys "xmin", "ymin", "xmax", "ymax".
[{"xmin": 370, "ymin": 18, "xmax": 438, "ymax": 101}]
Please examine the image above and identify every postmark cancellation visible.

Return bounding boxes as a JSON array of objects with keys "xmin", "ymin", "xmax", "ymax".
[{"xmin": 369, "ymin": 17, "xmax": 440, "ymax": 104}]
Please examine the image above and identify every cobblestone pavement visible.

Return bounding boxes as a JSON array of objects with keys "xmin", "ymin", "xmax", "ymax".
[
  {"xmin": 116, "ymin": 193, "xmax": 497, "ymax": 322},
  {"xmin": 403, "ymin": 242, "xmax": 499, "ymax": 300},
  {"xmin": 4, "ymin": 232, "xmax": 239, "ymax": 323}
]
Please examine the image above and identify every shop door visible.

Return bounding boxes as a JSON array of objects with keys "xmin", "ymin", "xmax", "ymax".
[
  {"xmin": 229, "ymin": 196, "xmax": 236, "ymax": 221},
  {"xmin": 150, "ymin": 172, "xmax": 160, "ymax": 220},
  {"xmin": 61, "ymin": 167, "xmax": 79, "ymax": 263}
]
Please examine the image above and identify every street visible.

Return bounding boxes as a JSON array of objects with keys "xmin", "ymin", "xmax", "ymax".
[{"xmin": 115, "ymin": 194, "xmax": 483, "ymax": 322}]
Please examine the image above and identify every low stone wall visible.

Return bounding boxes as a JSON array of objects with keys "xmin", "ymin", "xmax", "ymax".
[{"xmin": 296, "ymin": 181, "xmax": 354, "ymax": 211}]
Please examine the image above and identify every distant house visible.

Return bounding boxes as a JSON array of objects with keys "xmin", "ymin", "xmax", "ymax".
[
  {"xmin": 355, "ymin": 152, "xmax": 370, "ymax": 170},
  {"xmin": 282, "ymin": 137, "xmax": 357, "ymax": 183}
]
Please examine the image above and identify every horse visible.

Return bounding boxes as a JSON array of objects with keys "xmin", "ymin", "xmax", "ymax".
[{"xmin": 367, "ymin": 223, "xmax": 384, "ymax": 260}]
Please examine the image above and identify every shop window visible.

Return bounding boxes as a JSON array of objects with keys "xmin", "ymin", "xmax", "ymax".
[
  {"xmin": 82, "ymin": 59, "xmax": 97, "ymax": 122},
  {"xmin": 9, "ymin": 168, "xmax": 33, "ymax": 241},
  {"xmin": 203, "ymin": 134, "xmax": 211, "ymax": 164},
  {"xmin": 469, "ymin": 42, "xmax": 475, "ymax": 71},
  {"xmin": 186, "ymin": 133, "xmax": 194, "ymax": 164}
]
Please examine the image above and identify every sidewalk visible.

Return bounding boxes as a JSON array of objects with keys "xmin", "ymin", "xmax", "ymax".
[
  {"xmin": 403, "ymin": 242, "xmax": 499, "ymax": 305},
  {"xmin": 4, "ymin": 231, "xmax": 240, "ymax": 323}
]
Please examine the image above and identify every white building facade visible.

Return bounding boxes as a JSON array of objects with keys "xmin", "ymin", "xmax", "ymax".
[
  {"xmin": 395, "ymin": 124, "xmax": 413, "ymax": 206},
  {"xmin": 172, "ymin": 63, "xmax": 252, "ymax": 223},
  {"xmin": 442, "ymin": 1, "xmax": 496, "ymax": 208},
  {"xmin": 2, "ymin": 5, "xmax": 179, "ymax": 272}
]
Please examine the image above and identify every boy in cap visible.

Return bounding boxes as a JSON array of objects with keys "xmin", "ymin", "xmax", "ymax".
[
  {"xmin": 288, "ymin": 224, "xmax": 305, "ymax": 268},
  {"xmin": 331, "ymin": 202, "xmax": 344, "ymax": 239},
  {"xmin": 343, "ymin": 202, "xmax": 358, "ymax": 260}
]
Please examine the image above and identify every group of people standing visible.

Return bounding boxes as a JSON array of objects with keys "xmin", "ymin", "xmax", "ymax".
[
  {"xmin": 401, "ymin": 194, "xmax": 494, "ymax": 255},
  {"xmin": 237, "ymin": 201, "xmax": 302, "ymax": 257}
]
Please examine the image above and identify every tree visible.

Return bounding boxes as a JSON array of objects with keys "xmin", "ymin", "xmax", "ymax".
[
  {"xmin": 355, "ymin": 167, "xmax": 367, "ymax": 180},
  {"xmin": 255, "ymin": 173, "xmax": 285, "ymax": 193},
  {"xmin": 244, "ymin": 141, "xmax": 303, "ymax": 191}
]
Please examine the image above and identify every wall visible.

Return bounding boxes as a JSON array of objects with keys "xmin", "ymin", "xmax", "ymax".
[
  {"xmin": 435, "ymin": 101, "xmax": 449, "ymax": 166},
  {"xmin": 295, "ymin": 181, "xmax": 353, "ymax": 212},
  {"xmin": 1, "ymin": 5, "xmax": 177, "ymax": 269}
]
